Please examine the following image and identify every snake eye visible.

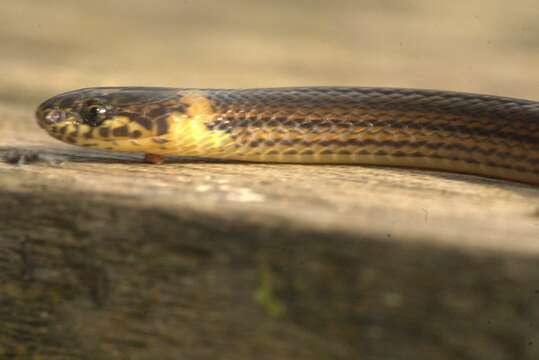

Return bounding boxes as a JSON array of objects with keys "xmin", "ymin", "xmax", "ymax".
[{"xmin": 82, "ymin": 101, "xmax": 108, "ymax": 126}]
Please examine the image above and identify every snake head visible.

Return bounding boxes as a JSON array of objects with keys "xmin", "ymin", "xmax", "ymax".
[
  {"xmin": 35, "ymin": 87, "xmax": 182, "ymax": 150},
  {"xmin": 36, "ymin": 89, "xmax": 112, "ymax": 139}
]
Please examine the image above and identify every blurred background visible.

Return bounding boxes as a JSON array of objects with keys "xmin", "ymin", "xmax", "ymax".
[
  {"xmin": 2, "ymin": 2, "xmax": 539, "ymax": 359},
  {"xmin": 2, "ymin": 0, "xmax": 539, "ymax": 108}
]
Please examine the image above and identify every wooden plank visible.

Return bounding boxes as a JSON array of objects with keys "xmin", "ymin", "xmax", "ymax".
[{"xmin": 3, "ymin": 94, "xmax": 539, "ymax": 360}]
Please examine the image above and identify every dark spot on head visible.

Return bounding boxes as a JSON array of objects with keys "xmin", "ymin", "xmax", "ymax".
[
  {"xmin": 99, "ymin": 127, "xmax": 110, "ymax": 138},
  {"xmin": 133, "ymin": 116, "xmax": 152, "ymax": 130},
  {"xmin": 59, "ymin": 97, "xmax": 75, "ymax": 108},
  {"xmin": 83, "ymin": 128, "xmax": 94, "ymax": 139},
  {"xmin": 176, "ymin": 104, "xmax": 187, "ymax": 113},
  {"xmin": 112, "ymin": 125, "xmax": 129, "ymax": 137},
  {"xmin": 66, "ymin": 132, "xmax": 77, "ymax": 144},
  {"xmin": 148, "ymin": 107, "xmax": 168, "ymax": 117},
  {"xmin": 115, "ymin": 93, "xmax": 145, "ymax": 105},
  {"xmin": 131, "ymin": 130, "xmax": 142, "ymax": 138},
  {"xmin": 155, "ymin": 117, "xmax": 169, "ymax": 136}
]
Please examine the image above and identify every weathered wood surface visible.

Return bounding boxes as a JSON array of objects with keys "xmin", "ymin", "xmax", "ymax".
[{"xmin": 2, "ymin": 1, "xmax": 539, "ymax": 359}]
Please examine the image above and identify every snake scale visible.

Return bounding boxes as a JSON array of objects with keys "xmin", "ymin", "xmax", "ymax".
[{"xmin": 35, "ymin": 87, "xmax": 539, "ymax": 185}]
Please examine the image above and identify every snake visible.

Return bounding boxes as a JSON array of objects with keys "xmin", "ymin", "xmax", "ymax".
[{"xmin": 35, "ymin": 87, "xmax": 539, "ymax": 185}]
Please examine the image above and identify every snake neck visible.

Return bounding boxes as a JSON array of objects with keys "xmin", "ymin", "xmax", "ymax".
[{"xmin": 156, "ymin": 111, "xmax": 236, "ymax": 157}]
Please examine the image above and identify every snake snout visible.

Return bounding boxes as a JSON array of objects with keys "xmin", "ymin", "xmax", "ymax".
[
  {"xmin": 43, "ymin": 109, "xmax": 65, "ymax": 124},
  {"xmin": 35, "ymin": 97, "xmax": 69, "ymax": 129},
  {"xmin": 36, "ymin": 108, "xmax": 64, "ymax": 130}
]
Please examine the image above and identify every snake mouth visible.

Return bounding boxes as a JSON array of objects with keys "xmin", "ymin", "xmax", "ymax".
[
  {"xmin": 36, "ymin": 111, "xmax": 171, "ymax": 153},
  {"xmin": 35, "ymin": 106, "xmax": 79, "ymax": 137}
]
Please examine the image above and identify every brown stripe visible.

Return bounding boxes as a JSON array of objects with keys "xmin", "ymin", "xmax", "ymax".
[
  {"xmin": 209, "ymin": 114, "xmax": 539, "ymax": 145},
  {"xmin": 250, "ymin": 138, "xmax": 539, "ymax": 167}
]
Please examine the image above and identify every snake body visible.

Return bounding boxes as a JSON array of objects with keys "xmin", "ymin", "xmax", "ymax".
[{"xmin": 36, "ymin": 87, "xmax": 539, "ymax": 185}]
